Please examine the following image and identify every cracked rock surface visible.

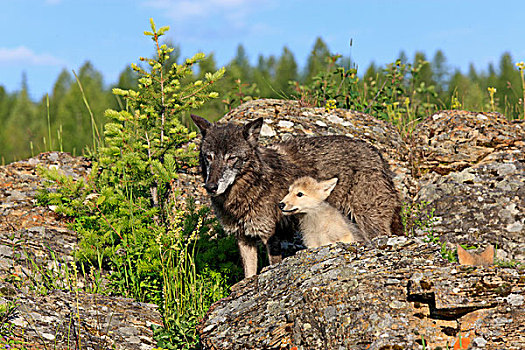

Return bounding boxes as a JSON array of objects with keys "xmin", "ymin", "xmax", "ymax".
[{"xmin": 199, "ymin": 238, "xmax": 524, "ymax": 350}]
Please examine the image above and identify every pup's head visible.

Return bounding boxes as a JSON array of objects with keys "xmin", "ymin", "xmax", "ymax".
[
  {"xmin": 191, "ymin": 114, "xmax": 263, "ymax": 196},
  {"xmin": 278, "ymin": 177, "xmax": 338, "ymax": 215}
]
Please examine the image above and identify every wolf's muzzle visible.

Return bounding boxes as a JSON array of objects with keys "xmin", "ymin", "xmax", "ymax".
[{"xmin": 204, "ymin": 182, "xmax": 218, "ymax": 194}]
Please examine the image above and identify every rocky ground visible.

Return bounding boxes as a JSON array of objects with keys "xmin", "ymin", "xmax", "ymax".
[
  {"xmin": 0, "ymin": 99, "xmax": 524, "ymax": 349},
  {"xmin": 0, "ymin": 152, "xmax": 162, "ymax": 349},
  {"xmin": 199, "ymin": 237, "xmax": 524, "ymax": 349}
]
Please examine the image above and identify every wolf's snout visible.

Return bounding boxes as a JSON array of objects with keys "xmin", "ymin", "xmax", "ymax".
[
  {"xmin": 278, "ymin": 202, "xmax": 285, "ymax": 210},
  {"xmin": 204, "ymin": 182, "xmax": 218, "ymax": 194}
]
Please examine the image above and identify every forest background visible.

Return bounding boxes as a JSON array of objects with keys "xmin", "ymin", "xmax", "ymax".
[{"xmin": 1, "ymin": 37, "xmax": 524, "ymax": 164}]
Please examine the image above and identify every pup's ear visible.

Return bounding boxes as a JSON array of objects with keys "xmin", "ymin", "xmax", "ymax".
[
  {"xmin": 457, "ymin": 244, "xmax": 472, "ymax": 265},
  {"xmin": 320, "ymin": 178, "xmax": 338, "ymax": 199},
  {"xmin": 479, "ymin": 244, "xmax": 495, "ymax": 265},
  {"xmin": 191, "ymin": 114, "xmax": 212, "ymax": 137},
  {"xmin": 242, "ymin": 118, "xmax": 264, "ymax": 144}
]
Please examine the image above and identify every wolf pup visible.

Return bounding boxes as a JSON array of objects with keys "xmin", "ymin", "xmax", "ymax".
[
  {"xmin": 279, "ymin": 176, "xmax": 369, "ymax": 248},
  {"xmin": 191, "ymin": 114, "xmax": 402, "ymax": 278}
]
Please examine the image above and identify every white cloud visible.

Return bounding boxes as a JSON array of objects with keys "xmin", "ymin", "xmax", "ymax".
[{"xmin": 0, "ymin": 46, "xmax": 65, "ymax": 66}]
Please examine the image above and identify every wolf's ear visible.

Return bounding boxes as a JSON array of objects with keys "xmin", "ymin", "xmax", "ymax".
[
  {"xmin": 320, "ymin": 178, "xmax": 338, "ymax": 198},
  {"xmin": 191, "ymin": 114, "xmax": 212, "ymax": 137},
  {"xmin": 242, "ymin": 117, "xmax": 264, "ymax": 144}
]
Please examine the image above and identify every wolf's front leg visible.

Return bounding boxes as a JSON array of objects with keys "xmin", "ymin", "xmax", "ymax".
[{"xmin": 237, "ymin": 235, "xmax": 258, "ymax": 278}]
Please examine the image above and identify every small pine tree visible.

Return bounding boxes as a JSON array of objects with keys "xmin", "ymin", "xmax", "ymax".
[{"xmin": 102, "ymin": 18, "xmax": 225, "ymax": 223}]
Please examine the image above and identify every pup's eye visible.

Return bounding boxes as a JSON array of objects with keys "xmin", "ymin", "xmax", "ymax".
[{"xmin": 297, "ymin": 192, "xmax": 304, "ymax": 197}]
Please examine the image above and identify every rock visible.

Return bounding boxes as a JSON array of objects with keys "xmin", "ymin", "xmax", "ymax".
[
  {"xmin": 413, "ymin": 111, "xmax": 525, "ymax": 263},
  {"xmin": 2, "ymin": 287, "xmax": 161, "ymax": 350},
  {"xmin": 0, "ymin": 152, "xmax": 162, "ymax": 348},
  {"xmin": 199, "ymin": 238, "xmax": 524, "ymax": 349},
  {"xmin": 412, "ymin": 110, "xmax": 524, "ymax": 176}
]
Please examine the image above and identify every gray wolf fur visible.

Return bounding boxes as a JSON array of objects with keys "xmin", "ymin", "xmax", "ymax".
[
  {"xmin": 279, "ymin": 176, "xmax": 369, "ymax": 248},
  {"xmin": 191, "ymin": 114, "xmax": 402, "ymax": 278}
]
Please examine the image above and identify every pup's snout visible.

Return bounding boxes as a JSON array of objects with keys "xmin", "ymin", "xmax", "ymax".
[
  {"xmin": 204, "ymin": 182, "xmax": 218, "ymax": 194},
  {"xmin": 278, "ymin": 202, "xmax": 285, "ymax": 210}
]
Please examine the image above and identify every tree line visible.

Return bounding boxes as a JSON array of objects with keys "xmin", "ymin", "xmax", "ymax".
[{"xmin": 1, "ymin": 37, "xmax": 524, "ymax": 164}]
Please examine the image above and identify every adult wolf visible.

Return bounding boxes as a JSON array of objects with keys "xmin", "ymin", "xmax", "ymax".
[{"xmin": 191, "ymin": 114, "xmax": 402, "ymax": 278}]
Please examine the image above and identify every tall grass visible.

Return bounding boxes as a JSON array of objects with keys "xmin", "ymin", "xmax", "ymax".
[{"xmin": 73, "ymin": 70, "xmax": 102, "ymax": 151}]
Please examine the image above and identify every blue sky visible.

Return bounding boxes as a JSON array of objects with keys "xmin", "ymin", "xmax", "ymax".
[{"xmin": 2, "ymin": 0, "xmax": 525, "ymax": 100}]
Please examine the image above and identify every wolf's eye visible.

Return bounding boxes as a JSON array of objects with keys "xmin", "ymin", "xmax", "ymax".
[
  {"xmin": 226, "ymin": 155, "xmax": 238, "ymax": 164},
  {"xmin": 297, "ymin": 192, "xmax": 304, "ymax": 197},
  {"xmin": 206, "ymin": 154, "xmax": 214, "ymax": 162}
]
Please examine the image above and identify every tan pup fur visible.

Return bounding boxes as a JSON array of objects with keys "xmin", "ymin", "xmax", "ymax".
[{"xmin": 280, "ymin": 177, "xmax": 369, "ymax": 248}]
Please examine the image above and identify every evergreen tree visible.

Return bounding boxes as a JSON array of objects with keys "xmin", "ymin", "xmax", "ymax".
[
  {"xmin": 448, "ymin": 69, "xmax": 483, "ymax": 111},
  {"xmin": 0, "ymin": 86, "xmax": 13, "ymax": 162},
  {"xmin": 4, "ymin": 76, "xmax": 40, "ymax": 161},
  {"xmin": 304, "ymin": 37, "xmax": 331, "ymax": 83},
  {"xmin": 115, "ymin": 66, "xmax": 138, "ymax": 91},
  {"xmin": 253, "ymin": 54, "xmax": 276, "ymax": 97},
  {"xmin": 413, "ymin": 52, "xmax": 434, "ymax": 88},
  {"xmin": 197, "ymin": 52, "xmax": 218, "ymax": 78},
  {"xmin": 54, "ymin": 61, "xmax": 111, "ymax": 155},
  {"xmin": 273, "ymin": 46, "xmax": 298, "ymax": 97},
  {"xmin": 194, "ymin": 53, "xmax": 227, "ymax": 121},
  {"xmin": 496, "ymin": 52, "xmax": 521, "ymax": 116},
  {"xmin": 431, "ymin": 50, "xmax": 449, "ymax": 93},
  {"xmin": 397, "ymin": 50, "xmax": 409, "ymax": 65},
  {"xmin": 229, "ymin": 44, "xmax": 251, "ymax": 81},
  {"xmin": 48, "ymin": 69, "xmax": 73, "ymax": 124},
  {"xmin": 468, "ymin": 63, "xmax": 479, "ymax": 82}
]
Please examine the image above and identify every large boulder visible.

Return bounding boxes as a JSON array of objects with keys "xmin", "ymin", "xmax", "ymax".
[
  {"xmin": 199, "ymin": 237, "xmax": 524, "ymax": 349},
  {"xmin": 412, "ymin": 111, "xmax": 525, "ymax": 263}
]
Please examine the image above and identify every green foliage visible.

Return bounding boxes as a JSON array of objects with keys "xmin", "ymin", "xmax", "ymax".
[
  {"xmin": 36, "ymin": 19, "xmax": 233, "ymax": 349},
  {"xmin": 0, "ymin": 300, "xmax": 25, "ymax": 348},
  {"xmin": 221, "ymin": 78, "xmax": 260, "ymax": 112},
  {"xmin": 402, "ymin": 200, "xmax": 436, "ymax": 237},
  {"xmin": 292, "ymin": 54, "xmax": 440, "ymax": 137}
]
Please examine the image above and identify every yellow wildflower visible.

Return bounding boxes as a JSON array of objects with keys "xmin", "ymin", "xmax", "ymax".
[{"xmin": 325, "ymin": 99, "xmax": 337, "ymax": 111}]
